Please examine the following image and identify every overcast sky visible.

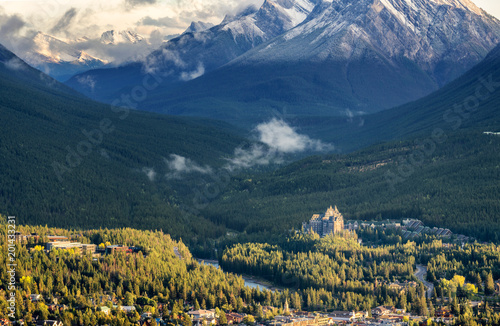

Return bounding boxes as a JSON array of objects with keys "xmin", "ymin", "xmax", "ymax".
[
  {"xmin": 0, "ymin": 0, "xmax": 499, "ymax": 40},
  {"xmin": 0, "ymin": 0, "xmax": 265, "ymax": 39},
  {"xmin": 474, "ymin": 0, "xmax": 500, "ymax": 19}
]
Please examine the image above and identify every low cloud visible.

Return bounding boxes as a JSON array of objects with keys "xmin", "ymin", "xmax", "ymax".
[
  {"xmin": 256, "ymin": 118, "xmax": 333, "ymax": 153},
  {"xmin": 165, "ymin": 154, "xmax": 213, "ymax": 179},
  {"xmin": 163, "ymin": 119, "xmax": 333, "ymax": 179},
  {"xmin": 225, "ymin": 144, "xmax": 281, "ymax": 171},
  {"xmin": 125, "ymin": 0, "xmax": 157, "ymax": 8},
  {"xmin": 142, "ymin": 167, "xmax": 157, "ymax": 181},
  {"xmin": 138, "ymin": 16, "xmax": 183, "ymax": 28},
  {"xmin": 180, "ymin": 63, "xmax": 205, "ymax": 81},
  {"xmin": 72, "ymin": 37, "xmax": 163, "ymax": 66},
  {"xmin": 4, "ymin": 57, "xmax": 26, "ymax": 71},
  {"xmin": 143, "ymin": 47, "xmax": 186, "ymax": 74},
  {"xmin": 226, "ymin": 119, "xmax": 333, "ymax": 170},
  {"xmin": 76, "ymin": 75, "xmax": 96, "ymax": 92},
  {"xmin": 344, "ymin": 109, "xmax": 366, "ymax": 127},
  {"xmin": 0, "ymin": 13, "xmax": 30, "ymax": 55}
]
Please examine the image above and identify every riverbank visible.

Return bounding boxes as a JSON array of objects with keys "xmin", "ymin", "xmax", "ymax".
[{"xmin": 196, "ymin": 258, "xmax": 281, "ymax": 291}]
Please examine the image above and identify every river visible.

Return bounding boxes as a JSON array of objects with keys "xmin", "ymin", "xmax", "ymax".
[{"xmin": 197, "ymin": 259, "xmax": 273, "ymax": 291}]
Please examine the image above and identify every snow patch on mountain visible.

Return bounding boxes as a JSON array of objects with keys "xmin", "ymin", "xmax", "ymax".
[
  {"xmin": 140, "ymin": 0, "xmax": 318, "ymax": 82},
  {"xmin": 243, "ymin": 0, "xmax": 500, "ymax": 67},
  {"xmin": 222, "ymin": 16, "xmax": 266, "ymax": 43},
  {"xmin": 100, "ymin": 30, "xmax": 146, "ymax": 45},
  {"xmin": 27, "ymin": 32, "xmax": 108, "ymax": 66},
  {"xmin": 183, "ymin": 21, "xmax": 215, "ymax": 34}
]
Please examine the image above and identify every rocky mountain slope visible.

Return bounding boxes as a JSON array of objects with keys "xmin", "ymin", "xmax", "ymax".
[
  {"xmin": 66, "ymin": 0, "xmax": 320, "ymax": 100},
  {"xmin": 21, "ymin": 32, "xmax": 108, "ymax": 81},
  {"xmin": 146, "ymin": 0, "xmax": 500, "ymax": 125}
]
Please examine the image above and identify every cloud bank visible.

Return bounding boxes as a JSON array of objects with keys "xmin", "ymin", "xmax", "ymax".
[
  {"xmin": 225, "ymin": 119, "xmax": 333, "ymax": 170},
  {"xmin": 50, "ymin": 8, "xmax": 78, "ymax": 35},
  {"xmin": 163, "ymin": 119, "xmax": 333, "ymax": 178},
  {"xmin": 0, "ymin": 14, "xmax": 25, "ymax": 36}
]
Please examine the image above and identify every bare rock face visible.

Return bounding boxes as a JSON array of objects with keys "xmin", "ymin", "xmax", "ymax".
[
  {"xmin": 67, "ymin": 0, "xmax": 319, "ymax": 98},
  {"xmin": 67, "ymin": 0, "xmax": 500, "ymax": 119},
  {"xmin": 144, "ymin": 0, "xmax": 320, "ymax": 76},
  {"xmin": 241, "ymin": 0, "xmax": 500, "ymax": 85}
]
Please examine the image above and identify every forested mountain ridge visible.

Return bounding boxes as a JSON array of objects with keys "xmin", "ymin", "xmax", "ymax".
[
  {"xmin": 278, "ymin": 41, "xmax": 500, "ymax": 153},
  {"xmin": 0, "ymin": 43, "xmax": 83, "ymax": 97},
  {"xmin": 121, "ymin": 0, "xmax": 500, "ymax": 127},
  {"xmin": 200, "ymin": 130, "xmax": 500, "ymax": 241},
  {"xmin": 0, "ymin": 43, "xmax": 247, "ymax": 242},
  {"xmin": 2, "ymin": 35, "xmax": 500, "ymax": 248}
]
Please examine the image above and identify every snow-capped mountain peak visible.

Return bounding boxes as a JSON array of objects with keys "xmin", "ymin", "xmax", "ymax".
[
  {"xmin": 76, "ymin": 51, "xmax": 108, "ymax": 65},
  {"xmin": 183, "ymin": 21, "xmax": 215, "ymax": 34},
  {"xmin": 243, "ymin": 0, "xmax": 500, "ymax": 68},
  {"xmin": 31, "ymin": 32, "xmax": 80, "ymax": 63},
  {"xmin": 220, "ymin": 0, "xmax": 319, "ymax": 44},
  {"xmin": 100, "ymin": 30, "xmax": 146, "ymax": 45}
]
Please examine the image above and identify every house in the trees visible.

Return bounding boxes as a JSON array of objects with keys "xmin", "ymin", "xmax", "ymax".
[
  {"xmin": 36, "ymin": 321, "xmax": 63, "ymax": 326},
  {"xmin": 371, "ymin": 305, "xmax": 395, "ymax": 316},
  {"xmin": 119, "ymin": 306, "xmax": 136, "ymax": 314},
  {"xmin": 226, "ymin": 313, "xmax": 244, "ymax": 324},
  {"xmin": 188, "ymin": 309, "xmax": 216, "ymax": 326},
  {"xmin": 105, "ymin": 245, "xmax": 130, "ymax": 255}
]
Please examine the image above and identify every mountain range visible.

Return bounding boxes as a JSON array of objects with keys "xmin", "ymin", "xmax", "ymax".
[
  {"xmin": 66, "ymin": 0, "xmax": 500, "ymax": 127},
  {"xmin": 1, "ymin": 0, "xmax": 500, "ymax": 244},
  {"xmin": 2, "ymin": 32, "xmax": 500, "ymax": 241},
  {"xmin": 19, "ymin": 32, "xmax": 108, "ymax": 81},
  {"xmin": 167, "ymin": 39, "xmax": 500, "ymax": 240},
  {"xmin": 65, "ymin": 0, "xmax": 321, "ymax": 100},
  {"xmin": 292, "ymin": 41, "xmax": 500, "ymax": 152},
  {"xmin": 14, "ymin": 29, "xmax": 171, "ymax": 81}
]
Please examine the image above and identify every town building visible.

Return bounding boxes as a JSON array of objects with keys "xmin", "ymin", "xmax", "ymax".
[
  {"xmin": 302, "ymin": 206, "xmax": 344, "ymax": 237},
  {"xmin": 226, "ymin": 313, "xmax": 244, "ymax": 324},
  {"xmin": 46, "ymin": 235, "xmax": 69, "ymax": 242},
  {"xmin": 36, "ymin": 321, "xmax": 63, "ymax": 326},
  {"xmin": 105, "ymin": 245, "xmax": 130, "ymax": 255},
  {"xmin": 188, "ymin": 309, "xmax": 216, "ymax": 326},
  {"xmin": 371, "ymin": 306, "xmax": 395, "ymax": 316},
  {"xmin": 99, "ymin": 306, "xmax": 111, "ymax": 316},
  {"xmin": 30, "ymin": 294, "xmax": 42, "ymax": 302},
  {"xmin": 327, "ymin": 311, "xmax": 365, "ymax": 322},
  {"xmin": 119, "ymin": 306, "xmax": 136, "ymax": 314},
  {"xmin": 45, "ymin": 242, "xmax": 96, "ymax": 255},
  {"xmin": 14, "ymin": 232, "xmax": 40, "ymax": 243},
  {"xmin": 81, "ymin": 244, "xmax": 97, "ymax": 254}
]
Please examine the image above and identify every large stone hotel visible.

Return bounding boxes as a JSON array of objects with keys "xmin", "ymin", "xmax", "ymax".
[{"xmin": 302, "ymin": 205, "xmax": 344, "ymax": 237}]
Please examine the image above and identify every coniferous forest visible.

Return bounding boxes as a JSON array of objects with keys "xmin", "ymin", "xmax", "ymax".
[{"xmin": 5, "ymin": 217, "xmax": 500, "ymax": 325}]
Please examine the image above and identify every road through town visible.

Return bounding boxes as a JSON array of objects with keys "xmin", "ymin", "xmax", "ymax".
[{"xmin": 415, "ymin": 264, "xmax": 434, "ymax": 298}]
